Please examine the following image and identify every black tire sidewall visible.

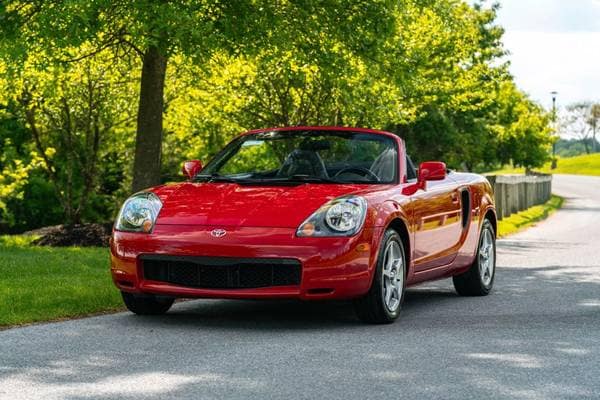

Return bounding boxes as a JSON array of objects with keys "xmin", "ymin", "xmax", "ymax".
[{"xmin": 121, "ymin": 291, "xmax": 174, "ymax": 315}]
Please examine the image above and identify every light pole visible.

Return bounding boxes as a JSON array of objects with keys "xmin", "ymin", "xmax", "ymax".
[{"xmin": 551, "ymin": 91, "xmax": 558, "ymax": 169}]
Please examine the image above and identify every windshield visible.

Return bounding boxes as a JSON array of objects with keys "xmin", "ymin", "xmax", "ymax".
[{"xmin": 198, "ymin": 130, "xmax": 398, "ymax": 184}]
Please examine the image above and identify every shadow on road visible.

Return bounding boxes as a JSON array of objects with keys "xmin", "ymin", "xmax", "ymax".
[{"xmin": 104, "ymin": 287, "xmax": 460, "ymax": 332}]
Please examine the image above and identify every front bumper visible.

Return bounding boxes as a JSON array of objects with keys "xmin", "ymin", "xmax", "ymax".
[{"xmin": 110, "ymin": 224, "xmax": 380, "ymax": 300}]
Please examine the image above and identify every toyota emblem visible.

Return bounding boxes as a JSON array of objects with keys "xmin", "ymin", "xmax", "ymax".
[{"xmin": 211, "ymin": 229, "xmax": 227, "ymax": 238}]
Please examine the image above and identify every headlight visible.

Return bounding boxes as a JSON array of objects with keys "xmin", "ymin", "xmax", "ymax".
[
  {"xmin": 115, "ymin": 192, "xmax": 162, "ymax": 233},
  {"xmin": 297, "ymin": 196, "xmax": 367, "ymax": 237}
]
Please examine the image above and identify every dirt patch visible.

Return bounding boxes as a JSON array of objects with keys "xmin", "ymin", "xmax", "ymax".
[{"xmin": 25, "ymin": 223, "xmax": 113, "ymax": 247}]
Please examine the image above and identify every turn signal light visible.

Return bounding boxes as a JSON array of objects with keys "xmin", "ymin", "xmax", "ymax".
[
  {"xmin": 300, "ymin": 222, "xmax": 316, "ymax": 236},
  {"xmin": 142, "ymin": 219, "xmax": 153, "ymax": 233},
  {"xmin": 356, "ymin": 243, "xmax": 370, "ymax": 252}
]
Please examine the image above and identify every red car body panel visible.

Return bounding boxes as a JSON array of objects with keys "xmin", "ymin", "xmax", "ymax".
[
  {"xmin": 110, "ymin": 126, "xmax": 496, "ymax": 300},
  {"xmin": 155, "ymin": 182, "xmax": 371, "ymax": 227}
]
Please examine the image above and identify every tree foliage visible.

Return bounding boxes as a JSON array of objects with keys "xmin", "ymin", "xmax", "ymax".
[
  {"xmin": 562, "ymin": 102, "xmax": 600, "ymax": 154},
  {"xmin": 0, "ymin": 0, "xmax": 553, "ymax": 232},
  {"xmin": 0, "ymin": 47, "xmax": 137, "ymax": 227},
  {"xmin": 1, "ymin": 0, "xmax": 398, "ymax": 191}
]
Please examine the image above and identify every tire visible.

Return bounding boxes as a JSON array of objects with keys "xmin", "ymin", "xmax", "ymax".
[
  {"xmin": 121, "ymin": 291, "xmax": 175, "ymax": 315},
  {"xmin": 354, "ymin": 229, "xmax": 406, "ymax": 324},
  {"xmin": 453, "ymin": 219, "xmax": 496, "ymax": 296}
]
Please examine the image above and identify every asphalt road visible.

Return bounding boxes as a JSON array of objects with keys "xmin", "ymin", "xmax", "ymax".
[{"xmin": 1, "ymin": 174, "xmax": 599, "ymax": 400}]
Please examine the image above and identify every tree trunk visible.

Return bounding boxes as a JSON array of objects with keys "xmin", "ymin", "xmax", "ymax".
[{"xmin": 131, "ymin": 46, "xmax": 167, "ymax": 193}]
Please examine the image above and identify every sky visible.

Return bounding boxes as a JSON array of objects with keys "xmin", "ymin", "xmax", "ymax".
[{"xmin": 493, "ymin": 0, "xmax": 600, "ymax": 110}]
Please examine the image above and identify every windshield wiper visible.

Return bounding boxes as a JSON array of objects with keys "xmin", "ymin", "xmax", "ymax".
[
  {"xmin": 194, "ymin": 173, "xmax": 340, "ymax": 185},
  {"xmin": 258, "ymin": 174, "xmax": 340, "ymax": 184},
  {"xmin": 193, "ymin": 173, "xmax": 247, "ymax": 183}
]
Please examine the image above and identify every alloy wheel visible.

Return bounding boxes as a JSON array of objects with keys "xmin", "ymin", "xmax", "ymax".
[
  {"xmin": 479, "ymin": 228, "xmax": 495, "ymax": 286},
  {"xmin": 382, "ymin": 240, "xmax": 404, "ymax": 312}
]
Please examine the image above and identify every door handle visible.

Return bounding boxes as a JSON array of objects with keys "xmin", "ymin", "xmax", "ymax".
[{"xmin": 451, "ymin": 192, "xmax": 460, "ymax": 204}]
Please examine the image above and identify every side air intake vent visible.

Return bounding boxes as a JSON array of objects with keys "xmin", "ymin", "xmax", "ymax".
[{"xmin": 461, "ymin": 189, "xmax": 471, "ymax": 228}]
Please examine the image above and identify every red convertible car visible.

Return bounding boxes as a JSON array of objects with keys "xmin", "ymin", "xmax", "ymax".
[{"xmin": 111, "ymin": 127, "xmax": 496, "ymax": 323}]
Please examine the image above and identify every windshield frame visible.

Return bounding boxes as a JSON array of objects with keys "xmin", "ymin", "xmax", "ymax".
[{"xmin": 197, "ymin": 129, "xmax": 400, "ymax": 185}]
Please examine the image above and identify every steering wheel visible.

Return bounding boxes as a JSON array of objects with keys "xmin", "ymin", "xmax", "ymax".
[{"xmin": 334, "ymin": 166, "xmax": 380, "ymax": 182}]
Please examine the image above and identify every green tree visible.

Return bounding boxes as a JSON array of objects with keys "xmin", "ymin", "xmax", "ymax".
[
  {"xmin": 494, "ymin": 82, "xmax": 552, "ymax": 170},
  {"xmin": 1, "ymin": 0, "xmax": 397, "ymax": 192},
  {"xmin": 0, "ymin": 0, "xmax": 556, "ymax": 234},
  {"xmin": 0, "ymin": 48, "xmax": 137, "ymax": 224},
  {"xmin": 563, "ymin": 102, "xmax": 595, "ymax": 154},
  {"xmin": 391, "ymin": 1, "xmax": 510, "ymax": 169},
  {"xmin": 588, "ymin": 103, "xmax": 600, "ymax": 153}
]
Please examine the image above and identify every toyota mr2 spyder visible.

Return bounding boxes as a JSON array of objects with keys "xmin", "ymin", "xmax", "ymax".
[{"xmin": 111, "ymin": 127, "xmax": 497, "ymax": 323}]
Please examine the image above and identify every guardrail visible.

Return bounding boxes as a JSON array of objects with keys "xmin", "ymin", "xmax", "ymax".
[{"xmin": 485, "ymin": 174, "xmax": 552, "ymax": 220}]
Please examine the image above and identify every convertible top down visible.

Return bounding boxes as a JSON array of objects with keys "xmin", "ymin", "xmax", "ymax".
[{"xmin": 111, "ymin": 126, "xmax": 497, "ymax": 323}]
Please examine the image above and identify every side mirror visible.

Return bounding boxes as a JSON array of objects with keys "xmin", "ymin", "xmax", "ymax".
[
  {"xmin": 418, "ymin": 161, "xmax": 446, "ymax": 183},
  {"xmin": 182, "ymin": 160, "xmax": 203, "ymax": 179}
]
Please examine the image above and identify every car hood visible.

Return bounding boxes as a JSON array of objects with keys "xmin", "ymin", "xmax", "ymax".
[{"xmin": 153, "ymin": 182, "xmax": 371, "ymax": 228}]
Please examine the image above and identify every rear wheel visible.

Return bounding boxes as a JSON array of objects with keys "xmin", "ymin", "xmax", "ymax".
[
  {"xmin": 121, "ymin": 292, "xmax": 174, "ymax": 315},
  {"xmin": 453, "ymin": 219, "xmax": 496, "ymax": 296},
  {"xmin": 354, "ymin": 229, "xmax": 406, "ymax": 324}
]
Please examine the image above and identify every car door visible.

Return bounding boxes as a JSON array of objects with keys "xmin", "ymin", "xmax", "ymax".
[{"xmin": 411, "ymin": 174, "xmax": 463, "ymax": 271}]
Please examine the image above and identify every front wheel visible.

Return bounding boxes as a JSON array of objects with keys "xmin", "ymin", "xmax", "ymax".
[
  {"xmin": 121, "ymin": 292, "xmax": 174, "ymax": 315},
  {"xmin": 453, "ymin": 219, "xmax": 496, "ymax": 296},
  {"xmin": 354, "ymin": 229, "xmax": 406, "ymax": 324}
]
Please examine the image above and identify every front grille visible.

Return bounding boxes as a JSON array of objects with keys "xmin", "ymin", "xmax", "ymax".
[{"xmin": 141, "ymin": 255, "xmax": 301, "ymax": 289}]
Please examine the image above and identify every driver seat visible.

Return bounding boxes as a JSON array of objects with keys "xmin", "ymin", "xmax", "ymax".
[{"xmin": 277, "ymin": 149, "xmax": 329, "ymax": 178}]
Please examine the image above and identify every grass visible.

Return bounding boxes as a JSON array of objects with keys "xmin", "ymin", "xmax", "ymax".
[
  {"xmin": 490, "ymin": 153, "xmax": 600, "ymax": 176},
  {"xmin": 497, "ymin": 195, "xmax": 564, "ymax": 238},
  {"xmin": 0, "ymin": 235, "xmax": 122, "ymax": 328}
]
